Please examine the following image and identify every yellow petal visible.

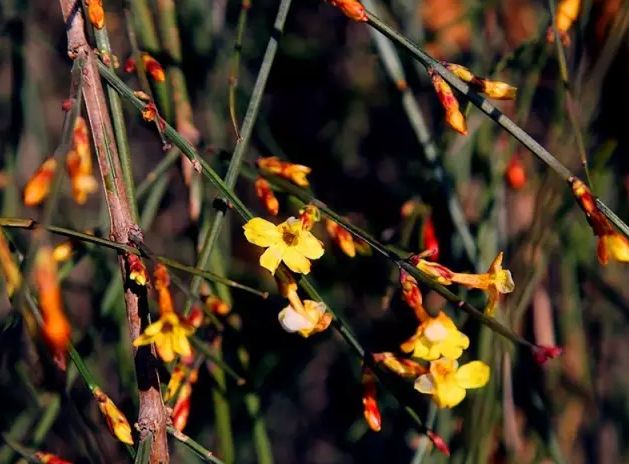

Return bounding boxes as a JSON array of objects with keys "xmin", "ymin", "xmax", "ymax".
[
  {"xmin": 243, "ymin": 218, "xmax": 282, "ymax": 247},
  {"xmin": 143, "ymin": 319, "xmax": 165, "ymax": 337},
  {"xmin": 295, "ymin": 231, "xmax": 324, "ymax": 260},
  {"xmin": 455, "ymin": 361, "xmax": 490, "ymax": 389},
  {"xmin": 133, "ymin": 332, "xmax": 156, "ymax": 347},
  {"xmin": 604, "ymin": 234, "xmax": 629, "ymax": 262},
  {"xmin": 282, "ymin": 247, "xmax": 312, "ymax": 275},
  {"xmin": 439, "ymin": 339, "xmax": 466, "ymax": 360},
  {"xmin": 157, "ymin": 335, "xmax": 175, "ymax": 363},
  {"xmin": 173, "ymin": 331, "xmax": 192, "ymax": 357},
  {"xmin": 434, "ymin": 382, "xmax": 467, "ymax": 408},
  {"xmin": 494, "ymin": 270, "xmax": 515, "ymax": 293},
  {"xmin": 260, "ymin": 244, "xmax": 285, "ymax": 274},
  {"xmin": 414, "ymin": 337, "xmax": 441, "ymax": 360},
  {"xmin": 488, "ymin": 252, "xmax": 504, "ymax": 274}
]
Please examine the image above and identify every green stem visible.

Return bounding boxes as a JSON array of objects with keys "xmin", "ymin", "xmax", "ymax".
[
  {"xmin": 0, "ymin": 217, "xmax": 267, "ymax": 297},
  {"xmin": 185, "ymin": 0, "xmax": 293, "ymax": 313},
  {"xmin": 362, "ymin": 10, "xmax": 629, "ymax": 238},
  {"xmin": 229, "ymin": 0, "xmax": 252, "ymax": 138},
  {"xmin": 167, "ymin": 426, "xmax": 226, "ymax": 464},
  {"xmin": 136, "ymin": 147, "xmax": 180, "ymax": 199},
  {"xmin": 89, "ymin": 7, "xmax": 139, "ymax": 222},
  {"xmin": 361, "ymin": 0, "xmax": 478, "ymax": 269},
  {"xmin": 188, "ymin": 336, "xmax": 246, "ymax": 384}
]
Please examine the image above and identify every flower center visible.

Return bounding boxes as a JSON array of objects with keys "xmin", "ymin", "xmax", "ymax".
[
  {"xmin": 282, "ymin": 229, "xmax": 298, "ymax": 246},
  {"xmin": 162, "ymin": 320, "xmax": 174, "ymax": 334}
]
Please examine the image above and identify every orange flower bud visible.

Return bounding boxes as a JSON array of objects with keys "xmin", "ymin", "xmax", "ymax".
[
  {"xmin": 410, "ymin": 254, "xmax": 455, "ymax": 285},
  {"xmin": 444, "ymin": 62, "xmax": 475, "ymax": 83},
  {"xmin": 34, "ymin": 451, "xmax": 73, "ymax": 464},
  {"xmin": 362, "ymin": 367, "xmax": 381, "ymax": 432},
  {"xmin": 142, "ymin": 103, "xmax": 158, "ymax": 122},
  {"xmin": 187, "ymin": 306, "xmax": 206, "ymax": 329},
  {"xmin": 0, "ymin": 228, "xmax": 21, "ymax": 298},
  {"xmin": 429, "ymin": 70, "xmax": 467, "ymax": 135},
  {"xmin": 24, "ymin": 158, "xmax": 57, "ymax": 206},
  {"xmin": 373, "ymin": 352, "xmax": 427, "ymax": 378},
  {"xmin": 257, "ymin": 156, "xmax": 312, "ymax": 187},
  {"xmin": 34, "ymin": 246, "xmax": 71, "ymax": 368},
  {"xmin": 478, "ymin": 79, "xmax": 517, "ymax": 100},
  {"xmin": 568, "ymin": 176, "xmax": 629, "ymax": 265},
  {"xmin": 86, "ymin": 0, "xmax": 105, "ymax": 30},
  {"xmin": 299, "ymin": 205, "xmax": 321, "ymax": 231},
  {"xmin": 444, "ymin": 62, "xmax": 516, "ymax": 100},
  {"xmin": 327, "ymin": 0, "xmax": 368, "ymax": 21},
  {"xmin": 399, "ymin": 269, "xmax": 429, "ymax": 321},
  {"xmin": 66, "ymin": 117, "xmax": 98, "ymax": 205},
  {"xmin": 142, "ymin": 53, "xmax": 166, "ymax": 83},
  {"xmin": 126, "ymin": 253, "xmax": 148, "ymax": 286},
  {"xmin": 93, "ymin": 388, "xmax": 134, "ymax": 444},
  {"xmin": 326, "ymin": 219, "xmax": 356, "ymax": 257},
  {"xmin": 255, "ymin": 177, "xmax": 279, "ymax": 216},
  {"xmin": 546, "ymin": 0, "xmax": 580, "ymax": 45},
  {"xmin": 506, "ymin": 155, "xmax": 526, "ymax": 189},
  {"xmin": 422, "ymin": 216, "xmax": 439, "ymax": 261},
  {"xmin": 173, "ymin": 369, "xmax": 198, "ymax": 431},
  {"xmin": 203, "ymin": 294, "xmax": 231, "ymax": 316},
  {"xmin": 165, "ymin": 364, "xmax": 188, "ymax": 401}
]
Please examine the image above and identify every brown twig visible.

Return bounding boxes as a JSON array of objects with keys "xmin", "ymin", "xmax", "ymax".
[{"xmin": 57, "ymin": 1, "xmax": 169, "ymax": 462}]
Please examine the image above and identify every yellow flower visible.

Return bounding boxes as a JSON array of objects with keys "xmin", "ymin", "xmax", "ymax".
[
  {"xmin": 133, "ymin": 312, "xmax": 194, "ymax": 363},
  {"xmin": 400, "ymin": 312, "xmax": 469, "ymax": 360},
  {"xmin": 243, "ymin": 217, "xmax": 324, "ymax": 275},
  {"xmin": 449, "ymin": 252, "xmax": 514, "ymax": 316},
  {"xmin": 414, "ymin": 358, "xmax": 489, "ymax": 408},
  {"xmin": 598, "ymin": 232, "xmax": 629, "ymax": 265},
  {"xmin": 278, "ymin": 300, "xmax": 332, "ymax": 338}
]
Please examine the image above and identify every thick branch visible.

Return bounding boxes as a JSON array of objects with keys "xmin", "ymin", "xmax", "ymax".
[{"xmin": 57, "ymin": 1, "xmax": 169, "ymax": 462}]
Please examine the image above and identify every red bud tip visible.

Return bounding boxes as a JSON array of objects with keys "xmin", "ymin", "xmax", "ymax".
[
  {"xmin": 61, "ymin": 99, "xmax": 74, "ymax": 112},
  {"xmin": 532, "ymin": 345, "xmax": 562, "ymax": 365},
  {"xmin": 427, "ymin": 430, "xmax": 450, "ymax": 456}
]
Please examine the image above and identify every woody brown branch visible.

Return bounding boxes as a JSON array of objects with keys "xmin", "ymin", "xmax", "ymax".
[{"xmin": 58, "ymin": 1, "xmax": 169, "ymax": 462}]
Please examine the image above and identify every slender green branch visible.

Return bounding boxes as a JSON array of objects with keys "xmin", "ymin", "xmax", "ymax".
[
  {"xmin": 97, "ymin": 56, "xmax": 545, "ymax": 351},
  {"xmin": 229, "ymin": 0, "xmax": 252, "ymax": 138},
  {"xmin": 167, "ymin": 426, "xmax": 226, "ymax": 464},
  {"xmin": 89, "ymin": 4, "xmax": 139, "ymax": 222},
  {"xmin": 361, "ymin": 0, "xmax": 478, "ymax": 269},
  {"xmin": 185, "ymin": 0, "xmax": 293, "ymax": 314},
  {"xmin": 362, "ymin": 9, "xmax": 629, "ymax": 238},
  {"xmin": 97, "ymin": 60, "xmax": 252, "ymax": 220},
  {"xmin": 547, "ymin": 0, "xmax": 592, "ymax": 189},
  {"xmin": 189, "ymin": 336, "xmax": 246, "ymax": 385},
  {"xmin": 0, "ymin": 217, "xmax": 267, "ymax": 297}
]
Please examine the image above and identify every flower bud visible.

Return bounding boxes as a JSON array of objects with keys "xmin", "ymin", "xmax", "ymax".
[
  {"xmin": 24, "ymin": 158, "xmax": 57, "ymax": 206},
  {"xmin": 93, "ymin": 388, "xmax": 134, "ymax": 444},
  {"xmin": 429, "ymin": 70, "xmax": 467, "ymax": 135},
  {"xmin": 255, "ymin": 177, "xmax": 279, "ymax": 216}
]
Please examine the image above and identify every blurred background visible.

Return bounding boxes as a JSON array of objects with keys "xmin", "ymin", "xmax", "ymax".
[{"xmin": 1, "ymin": 0, "xmax": 629, "ymax": 462}]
